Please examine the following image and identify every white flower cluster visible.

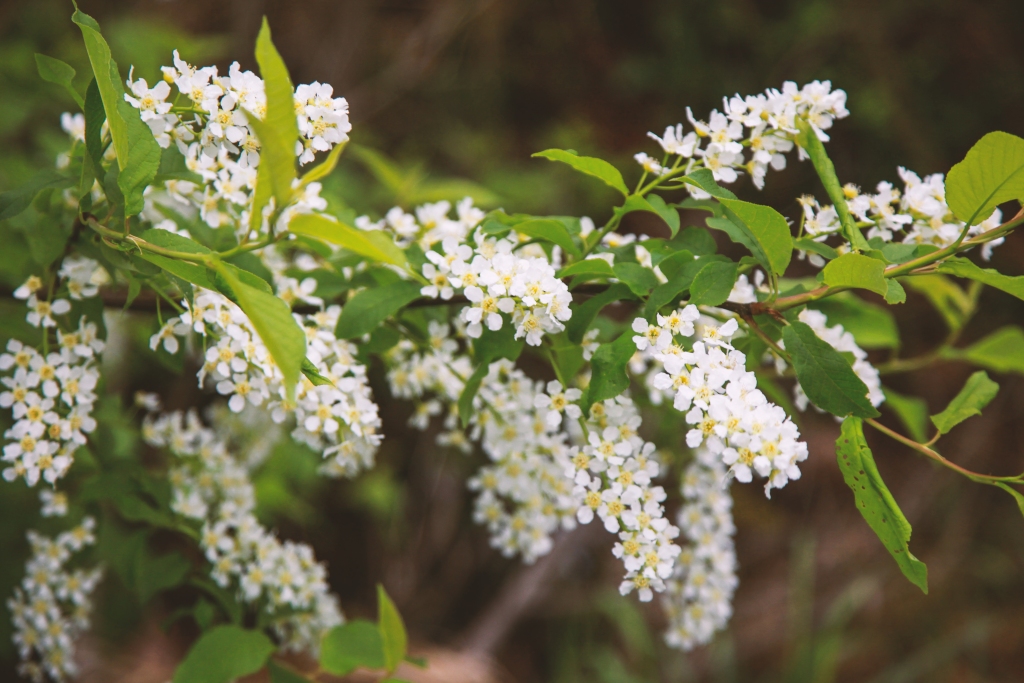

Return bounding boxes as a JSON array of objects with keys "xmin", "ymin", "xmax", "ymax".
[
  {"xmin": 662, "ymin": 448, "xmax": 737, "ymax": 651},
  {"xmin": 124, "ymin": 51, "xmax": 349, "ymax": 235},
  {"xmin": 360, "ymin": 199, "xmax": 574, "ymax": 347},
  {"xmin": 564, "ymin": 397, "xmax": 682, "ymax": 602},
  {"xmin": 388, "ymin": 329, "xmax": 579, "ymax": 562},
  {"xmin": 784, "ymin": 308, "xmax": 884, "ymax": 411},
  {"xmin": 797, "ymin": 167, "xmax": 1005, "ymax": 264},
  {"xmin": 467, "ymin": 369, "xmax": 580, "ymax": 562},
  {"xmin": 151, "ymin": 288, "xmax": 382, "ymax": 478},
  {"xmin": 635, "ymin": 306, "xmax": 808, "ymax": 496},
  {"xmin": 8, "ymin": 519, "xmax": 102, "ymax": 683},
  {"xmin": 143, "ymin": 410, "xmax": 343, "ymax": 652},
  {"xmin": 357, "ymin": 197, "xmax": 485, "ymax": 249},
  {"xmin": 2, "ymin": 269, "xmax": 105, "ymax": 486},
  {"xmin": 387, "ymin": 324, "xmax": 688, "ymax": 600},
  {"xmin": 642, "ymin": 80, "xmax": 849, "ymax": 189}
]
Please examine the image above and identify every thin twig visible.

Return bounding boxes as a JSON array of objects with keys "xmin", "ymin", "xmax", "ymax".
[{"xmin": 864, "ymin": 417, "xmax": 1022, "ymax": 484}]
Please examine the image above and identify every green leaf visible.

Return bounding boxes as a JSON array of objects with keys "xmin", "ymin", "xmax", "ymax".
[
  {"xmin": 557, "ymin": 258, "xmax": 615, "ymax": 280},
  {"xmin": 903, "ymin": 275, "xmax": 973, "ymax": 332},
  {"xmin": 795, "ymin": 118, "xmax": 870, "ymax": 251},
  {"xmin": 172, "ymin": 625, "xmax": 275, "ymax": 683},
  {"xmin": 458, "ymin": 363, "xmax": 489, "ymax": 429},
  {"xmin": 251, "ymin": 17, "xmax": 298, "ymax": 210},
  {"xmin": 458, "ymin": 327, "xmax": 524, "ymax": 428},
  {"xmin": 643, "ymin": 272, "xmax": 692, "ymax": 319},
  {"xmin": 377, "ymin": 585, "xmax": 408, "ymax": 673},
  {"xmin": 320, "ymin": 620, "xmax": 386, "ymax": 676},
  {"xmin": 821, "ymin": 252, "xmax": 888, "ymax": 296},
  {"xmin": 300, "ymin": 140, "xmax": 347, "ymax": 187},
  {"xmin": 882, "ymin": 387, "xmax": 930, "ymax": 442},
  {"xmin": 613, "ymin": 195, "xmax": 662, "ymax": 223},
  {"xmin": 810, "ymin": 294, "xmax": 900, "ymax": 350},
  {"xmin": 510, "ymin": 218, "xmax": 580, "ymax": 257},
  {"xmin": 472, "ymin": 325, "xmax": 525, "ymax": 366},
  {"xmin": 936, "ymin": 256, "xmax": 1024, "ymax": 301},
  {"xmin": 215, "ymin": 263, "xmax": 306, "ymax": 400},
  {"xmin": 335, "ymin": 281, "xmax": 422, "ymax": 339},
  {"xmin": 655, "ymin": 250, "xmax": 696, "ymax": 280},
  {"xmin": 73, "ymin": 7, "xmax": 130, "ymax": 168},
  {"xmin": 136, "ymin": 254, "xmax": 215, "ymax": 289},
  {"xmin": 687, "ymin": 260, "xmax": 738, "ymax": 307},
  {"xmin": 290, "ymin": 214, "xmax": 407, "ymax": 268},
  {"xmin": 268, "ymin": 660, "xmax": 312, "ymax": 683},
  {"xmin": 717, "ymin": 198, "xmax": 793, "ymax": 277},
  {"xmin": 993, "ymin": 482, "xmax": 1024, "ymax": 521},
  {"xmin": 671, "ymin": 226, "xmax": 717, "ymax": 255},
  {"xmin": 138, "ymin": 227, "xmax": 213, "ymax": 254},
  {"xmin": 566, "ymin": 283, "xmax": 636, "ymax": 344},
  {"xmin": 706, "ymin": 215, "xmax": 768, "ymax": 272},
  {"xmin": 0, "ymin": 170, "xmax": 74, "ymax": 221},
  {"xmin": 681, "ymin": 168, "xmax": 737, "ymax": 200},
  {"xmin": 783, "ymin": 321, "xmax": 880, "ymax": 418},
  {"xmin": 532, "ymin": 148, "xmax": 628, "ymax": 196},
  {"xmin": 612, "ymin": 262, "xmax": 660, "ymax": 297},
  {"xmin": 35, "ymin": 53, "xmax": 83, "ymax": 107},
  {"xmin": 551, "ymin": 338, "xmax": 585, "ymax": 382},
  {"xmin": 133, "ymin": 228, "xmax": 219, "ymax": 289},
  {"xmin": 584, "ymin": 331, "xmax": 636, "ymax": 412},
  {"xmin": 930, "ymin": 370, "xmax": 999, "ymax": 434},
  {"xmin": 945, "ymin": 131, "xmax": 1024, "ymax": 226},
  {"xmin": 83, "ymin": 79, "xmax": 106, "ymax": 168},
  {"xmin": 301, "ymin": 358, "xmax": 334, "ymax": 387},
  {"xmin": 884, "ymin": 279, "xmax": 906, "ymax": 304},
  {"xmin": 136, "ymin": 551, "xmax": 191, "ymax": 605},
  {"xmin": 115, "ymin": 100, "xmax": 162, "ymax": 216},
  {"xmin": 957, "ymin": 326, "xmax": 1024, "ymax": 375},
  {"xmin": 794, "ymin": 237, "xmax": 839, "ymax": 261},
  {"xmin": 646, "ymin": 194, "xmax": 681, "ymax": 236},
  {"xmin": 835, "ymin": 417, "xmax": 928, "ymax": 593}
]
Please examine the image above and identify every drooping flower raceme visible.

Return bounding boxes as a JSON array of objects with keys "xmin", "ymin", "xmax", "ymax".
[
  {"xmin": 637, "ymin": 306, "xmax": 809, "ymax": 496},
  {"xmin": 143, "ymin": 409, "xmax": 343, "ymax": 652},
  {"xmin": 387, "ymin": 327, "xmax": 580, "ymax": 563},
  {"xmin": 2, "ymin": 262, "xmax": 106, "ymax": 487},
  {"xmin": 564, "ymin": 397, "xmax": 682, "ymax": 602},
  {"xmin": 8, "ymin": 519, "xmax": 102, "ymax": 683},
  {"xmin": 662, "ymin": 448, "xmax": 738, "ymax": 650}
]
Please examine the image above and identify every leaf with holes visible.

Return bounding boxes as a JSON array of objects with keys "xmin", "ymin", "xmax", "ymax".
[{"xmin": 836, "ymin": 417, "xmax": 928, "ymax": 593}]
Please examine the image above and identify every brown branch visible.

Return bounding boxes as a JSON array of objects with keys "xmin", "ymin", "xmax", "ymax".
[
  {"xmin": 458, "ymin": 523, "xmax": 606, "ymax": 656},
  {"xmin": 864, "ymin": 417, "xmax": 1022, "ymax": 484}
]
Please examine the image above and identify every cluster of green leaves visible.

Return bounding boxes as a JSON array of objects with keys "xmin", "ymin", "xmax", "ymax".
[{"xmin": 170, "ymin": 585, "xmax": 414, "ymax": 683}]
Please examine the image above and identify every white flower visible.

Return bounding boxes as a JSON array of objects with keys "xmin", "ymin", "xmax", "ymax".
[
  {"xmin": 533, "ymin": 380, "xmax": 582, "ymax": 427},
  {"xmin": 634, "ymin": 152, "xmax": 665, "ymax": 176}
]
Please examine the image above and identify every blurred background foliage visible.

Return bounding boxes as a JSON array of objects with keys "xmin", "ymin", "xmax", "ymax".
[{"xmin": 1, "ymin": 0, "xmax": 1024, "ymax": 681}]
